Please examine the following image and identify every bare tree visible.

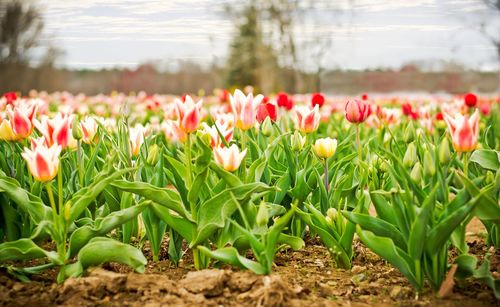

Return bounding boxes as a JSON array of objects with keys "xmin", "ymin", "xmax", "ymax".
[
  {"xmin": 479, "ymin": 0, "xmax": 500, "ymax": 63},
  {"xmin": 0, "ymin": 0, "xmax": 44, "ymax": 64}
]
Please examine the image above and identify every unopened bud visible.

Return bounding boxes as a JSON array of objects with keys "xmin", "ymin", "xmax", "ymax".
[
  {"xmin": 404, "ymin": 122, "xmax": 416, "ymax": 143},
  {"xmin": 72, "ymin": 118, "xmax": 83, "ymax": 140},
  {"xmin": 64, "ymin": 201, "xmax": 71, "ymax": 222},
  {"xmin": 261, "ymin": 117, "xmax": 273, "ymax": 137},
  {"xmin": 485, "ymin": 171, "xmax": 494, "ymax": 184},
  {"xmin": 196, "ymin": 130, "xmax": 212, "ymax": 147},
  {"xmin": 403, "ymin": 142, "xmax": 418, "ymax": 168},
  {"xmin": 256, "ymin": 202, "xmax": 269, "ymax": 227},
  {"xmin": 326, "ymin": 208, "xmax": 338, "ymax": 220},
  {"xmin": 147, "ymin": 144, "xmax": 160, "ymax": 165},
  {"xmin": 410, "ymin": 162, "xmax": 422, "ymax": 183},
  {"xmin": 423, "ymin": 150, "xmax": 436, "ymax": 177},
  {"xmin": 291, "ymin": 130, "xmax": 306, "ymax": 152},
  {"xmin": 439, "ymin": 138, "xmax": 451, "ymax": 165}
]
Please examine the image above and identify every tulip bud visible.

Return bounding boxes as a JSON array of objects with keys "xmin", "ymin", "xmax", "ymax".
[
  {"xmin": 326, "ymin": 208, "xmax": 338, "ymax": 221},
  {"xmin": 410, "ymin": 162, "xmax": 422, "ymax": 183},
  {"xmin": 485, "ymin": 171, "xmax": 494, "ymax": 184},
  {"xmin": 325, "ymin": 216, "xmax": 333, "ymax": 225},
  {"xmin": 196, "ymin": 129, "xmax": 212, "ymax": 147},
  {"xmin": 147, "ymin": 144, "xmax": 160, "ymax": 165},
  {"xmin": 439, "ymin": 138, "xmax": 451, "ymax": 165},
  {"xmin": 256, "ymin": 202, "xmax": 269, "ymax": 227},
  {"xmin": 64, "ymin": 201, "xmax": 72, "ymax": 222},
  {"xmin": 403, "ymin": 142, "xmax": 418, "ymax": 168},
  {"xmin": 313, "ymin": 137, "xmax": 337, "ymax": 159},
  {"xmin": 261, "ymin": 117, "xmax": 273, "ymax": 137},
  {"xmin": 291, "ymin": 131, "xmax": 306, "ymax": 152},
  {"xmin": 72, "ymin": 118, "xmax": 83, "ymax": 140},
  {"xmin": 423, "ymin": 150, "xmax": 436, "ymax": 177},
  {"xmin": 404, "ymin": 122, "xmax": 416, "ymax": 143},
  {"xmin": 380, "ymin": 160, "xmax": 389, "ymax": 173}
]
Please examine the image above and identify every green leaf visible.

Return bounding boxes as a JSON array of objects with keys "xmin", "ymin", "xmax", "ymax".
[
  {"xmin": 370, "ymin": 191, "xmax": 398, "ymax": 225},
  {"xmin": 0, "ymin": 171, "xmax": 51, "ymax": 224},
  {"xmin": 343, "ymin": 212, "xmax": 407, "ymax": 250},
  {"xmin": 426, "ymin": 185, "xmax": 493, "ymax": 254},
  {"xmin": 191, "ymin": 183, "xmax": 274, "ymax": 247},
  {"xmin": 69, "ymin": 168, "xmax": 133, "ymax": 222},
  {"xmin": 198, "ymin": 246, "xmax": 266, "ymax": 274},
  {"xmin": 278, "ymin": 233, "xmax": 305, "ymax": 250},
  {"xmin": 357, "ymin": 226, "xmax": 420, "ymax": 290},
  {"xmin": 151, "ymin": 203, "xmax": 194, "ymax": 242},
  {"xmin": 67, "ymin": 203, "xmax": 149, "ymax": 257},
  {"xmin": 209, "ymin": 161, "xmax": 242, "ymax": 187},
  {"xmin": 0, "ymin": 239, "xmax": 59, "ymax": 264},
  {"xmin": 407, "ymin": 184, "xmax": 438, "ymax": 260},
  {"xmin": 188, "ymin": 168, "xmax": 208, "ymax": 204},
  {"xmin": 65, "ymin": 237, "xmax": 147, "ymax": 279},
  {"xmin": 112, "ymin": 180, "xmax": 190, "ymax": 219},
  {"xmin": 470, "ymin": 149, "xmax": 500, "ymax": 171}
]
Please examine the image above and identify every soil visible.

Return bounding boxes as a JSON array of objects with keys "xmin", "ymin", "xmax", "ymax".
[{"xmin": 0, "ymin": 220, "xmax": 498, "ymax": 306}]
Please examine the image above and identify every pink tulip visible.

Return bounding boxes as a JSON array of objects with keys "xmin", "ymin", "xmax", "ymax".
[
  {"xmin": 444, "ymin": 109, "xmax": 479, "ymax": 152},
  {"xmin": 345, "ymin": 99, "xmax": 369, "ymax": 123},
  {"xmin": 162, "ymin": 120, "xmax": 187, "ymax": 144},
  {"xmin": 295, "ymin": 105, "xmax": 320, "ymax": 133},
  {"xmin": 34, "ymin": 113, "xmax": 73, "ymax": 149},
  {"xmin": 213, "ymin": 144, "xmax": 247, "ymax": 172},
  {"xmin": 174, "ymin": 95, "xmax": 202, "ymax": 133},
  {"xmin": 230, "ymin": 89, "xmax": 263, "ymax": 131},
  {"xmin": 6, "ymin": 100, "xmax": 37, "ymax": 139},
  {"xmin": 21, "ymin": 137, "xmax": 61, "ymax": 182}
]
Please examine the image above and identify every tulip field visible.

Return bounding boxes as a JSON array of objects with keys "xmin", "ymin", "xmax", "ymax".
[{"xmin": 0, "ymin": 89, "xmax": 499, "ymax": 305}]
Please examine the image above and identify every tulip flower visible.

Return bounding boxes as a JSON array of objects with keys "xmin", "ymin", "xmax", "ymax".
[
  {"xmin": 311, "ymin": 93, "xmax": 325, "ymax": 108},
  {"xmin": 21, "ymin": 137, "xmax": 62, "ymax": 182},
  {"xmin": 202, "ymin": 122, "xmax": 233, "ymax": 148},
  {"xmin": 276, "ymin": 92, "xmax": 293, "ymax": 110},
  {"xmin": 295, "ymin": 105, "xmax": 320, "ymax": 133},
  {"xmin": 464, "ymin": 92, "xmax": 477, "ymax": 108},
  {"xmin": 313, "ymin": 137, "xmax": 337, "ymax": 159},
  {"xmin": 290, "ymin": 130, "xmax": 306, "ymax": 151},
  {"xmin": 5, "ymin": 101, "xmax": 37, "ymax": 139},
  {"xmin": 129, "ymin": 124, "xmax": 147, "ymax": 157},
  {"xmin": 34, "ymin": 113, "xmax": 73, "ymax": 149},
  {"xmin": 174, "ymin": 95, "xmax": 203, "ymax": 133},
  {"xmin": 230, "ymin": 89, "xmax": 263, "ymax": 130},
  {"xmin": 213, "ymin": 144, "xmax": 247, "ymax": 172},
  {"xmin": 3, "ymin": 92, "xmax": 17, "ymax": 105},
  {"xmin": 162, "ymin": 120, "xmax": 187, "ymax": 144},
  {"xmin": 443, "ymin": 109, "xmax": 479, "ymax": 152},
  {"xmin": 80, "ymin": 116, "xmax": 99, "ymax": 144},
  {"xmin": 345, "ymin": 99, "xmax": 369, "ymax": 124},
  {"xmin": 256, "ymin": 101, "xmax": 277, "ymax": 123},
  {"xmin": 0, "ymin": 119, "xmax": 19, "ymax": 141}
]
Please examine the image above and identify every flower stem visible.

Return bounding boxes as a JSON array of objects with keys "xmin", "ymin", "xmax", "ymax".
[
  {"xmin": 46, "ymin": 183, "xmax": 57, "ymax": 222},
  {"xmin": 324, "ymin": 158, "xmax": 329, "ymax": 193},
  {"xmin": 356, "ymin": 124, "xmax": 362, "ymax": 162},
  {"xmin": 77, "ymin": 140, "xmax": 84, "ymax": 186},
  {"xmin": 463, "ymin": 152, "xmax": 469, "ymax": 178},
  {"xmin": 57, "ymin": 161, "xmax": 63, "ymax": 215},
  {"xmin": 185, "ymin": 133, "xmax": 192, "ymax": 189}
]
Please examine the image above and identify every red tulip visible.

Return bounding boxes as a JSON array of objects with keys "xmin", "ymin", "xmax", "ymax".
[
  {"xmin": 311, "ymin": 93, "xmax": 325, "ymax": 108},
  {"xmin": 435, "ymin": 112, "xmax": 444, "ymax": 121},
  {"xmin": 276, "ymin": 92, "xmax": 293, "ymax": 110},
  {"xmin": 345, "ymin": 99, "xmax": 369, "ymax": 124},
  {"xmin": 443, "ymin": 109, "xmax": 479, "ymax": 152},
  {"xmin": 3, "ymin": 92, "xmax": 17, "ymax": 105},
  {"xmin": 361, "ymin": 94, "xmax": 368, "ymax": 101},
  {"xmin": 464, "ymin": 92, "xmax": 477, "ymax": 107},
  {"xmin": 256, "ymin": 101, "xmax": 277, "ymax": 123}
]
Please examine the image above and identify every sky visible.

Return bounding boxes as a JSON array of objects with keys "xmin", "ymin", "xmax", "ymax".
[{"xmin": 41, "ymin": 0, "xmax": 500, "ymax": 71}]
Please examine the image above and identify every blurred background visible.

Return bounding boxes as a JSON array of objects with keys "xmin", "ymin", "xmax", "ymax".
[{"xmin": 0, "ymin": 0, "xmax": 498, "ymax": 95}]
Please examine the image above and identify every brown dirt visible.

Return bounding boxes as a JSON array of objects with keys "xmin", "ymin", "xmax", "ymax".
[{"xmin": 0, "ymin": 235, "xmax": 498, "ymax": 306}]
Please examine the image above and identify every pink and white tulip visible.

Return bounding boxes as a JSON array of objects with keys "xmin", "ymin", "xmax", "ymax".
[
  {"xmin": 444, "ymin": 109, "xmax": 479, "ymax": 152},
  {"xmin": 230, "ymin": 89, "xmax": 263, "ymax": 131},
  {"xmin": 295, "ymin": 105, "xmax": 320, "ymax": 133},
  {"xmin": 174, "ymin": 95, "xmax": 203, "ymax": 133},
  {"xmin": 213, "ymin": 144, "xmax": 247, "ymax": 172},
  {"xmin": 21, "ymin": 137, "xmax": 62, "ymax": 182},
  {"xmin": 345, "ymin": 99, "xmax": 369, "ymax": 124}
]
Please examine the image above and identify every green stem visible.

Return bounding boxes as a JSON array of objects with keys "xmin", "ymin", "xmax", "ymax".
[
  {"xmin": 324, "ymin": 158, "xmax": 329, "ymax": 193},
  {"xmin": 77, "ymin": 140, "xmax": 84, "ymax": 186},
  {"xmin": 356, "ymin": 124, "xmax": 362, "ymax": 162},
  {"xmin": 46, "ymin": 183, "xmax": 58, "ymax": 222},
  {"xmin": 185, "ymin": 133, "xmax": 192, "ymax": 189},
  {"xmin": 463, "ymin": 152, "xmax": 469, "ymax": 178},
  {"xmin": 57, "ymin": 161, "xmax": 63, "ymax": 213},
  {"xmin": 240, "ymin": 129, "xmax": 247, "ymax": 178}
]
